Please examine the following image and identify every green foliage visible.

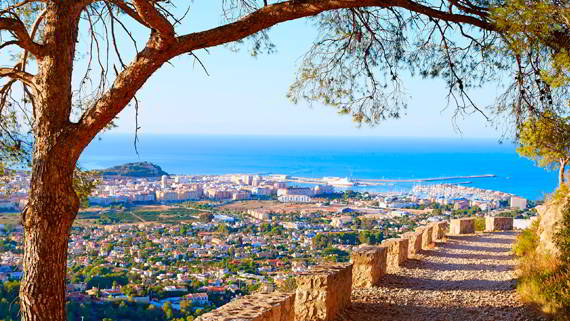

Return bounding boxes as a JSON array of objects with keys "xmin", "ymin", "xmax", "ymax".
[
  {"xmin": 513, "ymin": 219, "xmax": 540, "ymax": 257},
  {"xmin": 163, "ymin": 301, "xmax": 173, "ymax": 319},
  {"xmin": 322, "ymin": 246, "xmax": 349, "ymax": 258},
  {"xmin": 0, "ymin": 281, "xmax": 20, "ymax": 320},
  {"xmin": 358, "ymin": 230, "xmax": 384, "ymax": 245},
  {"xmin": 79, "ymin": 206, "xmax": 199, "ymax": 225},
  {"xmin": 553, "ymin": 184, "xmax": 570, "ymax": 204},
  {"xmin": 492, "ymin": 0, "xmax": 570, "ymax": 91},
  {"xmin": 312, "ymin": 232, "xmax": 359, "ymax": 249},
  {"xmin": 85, "ymin": 272, "xmax": 128, "ymax": 290},
  {"xmin": 516, "ymin": 113, "xmax": 570, "ymax": 185},
  {"xmin": 99, "ymin": 162, "xmax": 169, "ymax": 177},
  {"xmin": 474, "ymin": 217, "xmax": 486, "ymax": 232},
  {"xmin": 65, "ymin": 299, "xmax": 193, "ymax": 321},
  {"xmin": 73, "ymin": 169, "xmax": 100, "ymax": 208},
  {"xmin": 491, "ymin": 0, "xmax": 570, "ymax": 128}
]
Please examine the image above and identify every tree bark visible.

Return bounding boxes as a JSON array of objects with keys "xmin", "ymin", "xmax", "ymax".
[
  {"xmin": 20, "ymin": 170, "xmax": 77, "ymax": 321},
  {"xmin": 20, "ymin": 134, "xmax": 79, "ymax": 320},
  {"xmin": 20, "ymin": 132, "xmax": 80, "ymax": 321},
  {"xmin": 19, "ymin": 2, "xmax": 82, "ymax": 321},
  {"xmin": 560, "ymin": 158, "xmax": 568, "ymax": 187}
]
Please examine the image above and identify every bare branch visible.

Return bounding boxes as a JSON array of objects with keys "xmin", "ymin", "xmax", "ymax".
[
  {"xmin": 0, "ymin": 67, "xmax": 35, "ymax": 85},
  {"xmin": 106, "ymin": 3, "xmax": 127, "ymax": 68},
  {"xmin": 0, "ymin": 16, "xmax": 46, "ymax": 57},
  {"xmin": 20, "ymin": 9, "xmax": 47, "ymax": 70},
  {"xmin": 0, "ymin": 40, "xmax": 19, "ymax": 50},
  {"xmin": 106, "ymin": 0, "xmax": 149, "ymax": 27},
  {"xmin": 132, "ymin": 0, "xmax": 174, "ymax": 44}
]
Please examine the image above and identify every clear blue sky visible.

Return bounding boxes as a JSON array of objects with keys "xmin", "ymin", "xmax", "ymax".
[{"xmin": 5, "ymin": 2, "xmax": 504, "ymax": 138}]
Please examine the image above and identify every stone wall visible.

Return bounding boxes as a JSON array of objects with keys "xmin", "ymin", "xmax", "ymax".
[
  {"xmin": 352, "ymin": 246, "xmax": 387, "ymax": 287},
  {"xmin": 383, "ymin": 238, "xmax": 409, "ymax": 273},
  {"xmin": 402, "ymin": 231, "xmax": 422, "ymax": 257},
  {"xmin": 450, "ymin": 218, "xmax": 475, "ymax": 234},
  {"xmin": 421, "ymin": 225, "xmax": 433, "ymax": 249},
  {"xmin": 196, "ymin": 292, "xmax": 295, "ymax": 321},
  {"xmin": 432, "ymin": 221, "xmax": 448, "ymax": 240},
  {"xmin": 198, "ymin": 221, "xmax": 453, "ymax": 321},
  {"xmin": 295, "ymin": 263, "xmax": 352, "ymax": 321},
  {"xmin": 485, "ymin": 216, "xmax": 513, "ymax": 232}
]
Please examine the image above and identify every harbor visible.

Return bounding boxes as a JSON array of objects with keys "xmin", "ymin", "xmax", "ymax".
[{"xmin": 286, "ymin": 174, "xmax": 496, "ymax": 187}]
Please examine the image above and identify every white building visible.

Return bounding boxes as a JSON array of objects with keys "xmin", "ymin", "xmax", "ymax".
[
  {"xmin": 510, "ymin": 196, "xmax": 527, "ymax": 210},
  {"xmin": 161, "ymin": 175, "xmax": 170, "ymax": 189},
  {"xmin": 278, "ymin": 195, "xmax": 312, "ymax": 203}
]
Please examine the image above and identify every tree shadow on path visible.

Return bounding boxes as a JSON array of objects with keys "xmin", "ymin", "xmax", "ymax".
[
  {"xmin": 340, "ymin": 301, "xmax": 548, "ymax": 321},
  {"xmin": 344, "ymin": 232, "xmax": 547, "ymax": 321}
]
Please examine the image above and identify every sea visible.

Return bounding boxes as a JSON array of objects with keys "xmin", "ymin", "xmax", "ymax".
[{"xmin": 79, "ymin": 134, "xmax": 559, "ymax": 201}]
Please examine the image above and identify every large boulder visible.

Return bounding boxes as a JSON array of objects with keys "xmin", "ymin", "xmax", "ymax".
[{"xmin": 536, "ymin": 198, "xmax": 568, "ymax": 257}]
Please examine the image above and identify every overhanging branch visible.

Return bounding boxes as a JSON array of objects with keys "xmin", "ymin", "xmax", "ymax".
[
  {"xmin": 74, "ymin": 0, "xmax": 495, "ymax": 153},
  {"xmin": 172, "ymin": 0, "xmax": 494, "ymax": 54},
  {"xmin": 0, "ymin": 67, "xmax": 35, "ymax": 86},
  {"xmin": 0, "ymin": 16, "xmax": 46, "ymax": 57},
  {"xmin": 132, "ymin": 0, "xmax": 174, "ymax": 41}
]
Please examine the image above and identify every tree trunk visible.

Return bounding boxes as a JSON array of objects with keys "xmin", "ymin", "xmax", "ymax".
[
  {"xmin": 560, "ymin": 158, "xmax": 568, "ymax": 187},
  {"xmin": 19, "ymin": 2, "xmax": 82, "ymax": 320},
  {"xmin": 20, "ymin": 148, "xmax": 79, "ymax": 321}
]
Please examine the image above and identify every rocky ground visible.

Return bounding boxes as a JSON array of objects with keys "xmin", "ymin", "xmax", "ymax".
[{"xmin": 340, "ymin": 232, "xmax": 548, "ymax": 321}]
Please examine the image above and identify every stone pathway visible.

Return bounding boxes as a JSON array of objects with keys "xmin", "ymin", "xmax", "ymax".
[{"xmin": 340, "ymin": 232, "xmax": 547, "ymax": 321}]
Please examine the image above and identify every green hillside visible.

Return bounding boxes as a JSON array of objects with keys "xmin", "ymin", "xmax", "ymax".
[{"xmin": 99, "ymin": 162, "xmax": 169, "ymax": 177}]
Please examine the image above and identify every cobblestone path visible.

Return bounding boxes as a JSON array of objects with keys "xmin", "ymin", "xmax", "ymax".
[{"xmin": 340, "ymin": 232, "xmax": 547, "ymax": 321}]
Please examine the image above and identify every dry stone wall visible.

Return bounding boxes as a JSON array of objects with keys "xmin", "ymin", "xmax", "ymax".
[
  {"xmin": 402, "ymin": 231, "xmax": 422, "ymax": 257},
  {"xmin": 432, "ymin": 221, "xmax": 448, "ymax": 239},
  {"xmin": 352, "ymin": 246, "xmax": 387, "ymax": 287},
  {"xmin": 197, "ymin": 221, "xmax": 452, "ymax": 321},
  {"xmin": 383, "ymin": 238, "xmax": 409, "ymax": 273},
  {"xmin": 450, "ymin": 218, "xmax": 475, "ymax": 234},
  {"xmin": 485, "ymin": 216, "xmax": 513, "ymax": 232},
  {"xmin": 295, "ymin": 263, "xmax": 352, "ymax": 321},
  {"xmin": 421, "ymin": 225, "xmax": 434, "ymax": 249},
  {"xmin": 196, "ymin": 292, "xmax": 295, "ymax": 321}
]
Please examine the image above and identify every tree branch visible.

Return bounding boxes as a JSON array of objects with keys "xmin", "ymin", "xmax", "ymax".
[
  {"xmin": 74, "ymin": 0, "xmax": 495, "ymax": 153},
  {"xmin": 0, "ymin": 16, "xmax": 46, "ymax": 57},
  {"xmin": 171, "ymin": 0, "xmax": 494, "ymax": 55},
  {"xmin": 0, "ymin": 0, "xmax": 45, "ymax": 15},
  {"xmin": 0, "ymin": 67, "xmax": 35, "ymax": 85},
  {"xmin": 105, "ymin": 0, "xmax": 150, "ymax": 28},
  {"xmin": 132, "ymin": 0, "xmax": 174, "ymax": 44}
]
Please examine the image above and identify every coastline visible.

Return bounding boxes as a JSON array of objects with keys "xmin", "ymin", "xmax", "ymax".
[{"xmin": 79, "ymin": 134, "xmax": 557, "ymax": 200}]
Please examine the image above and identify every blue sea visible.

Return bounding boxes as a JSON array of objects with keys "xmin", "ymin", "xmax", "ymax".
[{"xmin": 79, "ymin": 134, "xmax": 558, "ymax": 200}]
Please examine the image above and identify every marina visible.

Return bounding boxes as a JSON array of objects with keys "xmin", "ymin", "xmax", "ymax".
[{"xmin": 287, "ymin": 174, "xmax": 496, "ymax": 187}]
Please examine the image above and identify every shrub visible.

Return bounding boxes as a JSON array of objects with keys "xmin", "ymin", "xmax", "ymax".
[
  {"xmin": 513, "ymin": 219, "xmax": 540, "ymax": 257},
  {"xmin": 474, "ymin": 217, "xmax": 485, "ymax": 232},
  {"xmin": 515, "ymin": 187, "xmax": 570, "ymax": 320}
]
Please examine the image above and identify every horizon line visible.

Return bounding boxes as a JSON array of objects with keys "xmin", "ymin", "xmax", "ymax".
[{"xmin": 99, "ymin": 132, "xmax": 514, "ymax": 141}]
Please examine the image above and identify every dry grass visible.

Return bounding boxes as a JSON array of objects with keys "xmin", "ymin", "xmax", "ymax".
[{"xmin": 514, "ymin": 206, "xmax": 570, "ymax": 320}]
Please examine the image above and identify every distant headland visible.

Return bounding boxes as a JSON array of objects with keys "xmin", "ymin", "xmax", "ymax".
[{"xmin": 98, "ymin": 162, "xmax": 169, "ymax": 177}]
